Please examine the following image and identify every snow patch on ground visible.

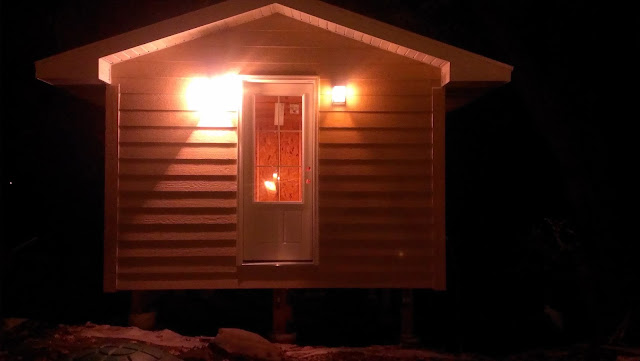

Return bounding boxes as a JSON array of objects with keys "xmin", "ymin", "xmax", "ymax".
[
  {"xmin": 278, "ymin": 344, "xmax": 485, "ymax": 361},
  {"xmin": 68, "ymin": 322, "xmax": 213, "ymax": 349}
]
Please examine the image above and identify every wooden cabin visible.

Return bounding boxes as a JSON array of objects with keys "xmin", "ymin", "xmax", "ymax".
[{"xmin": 35, "ymin": 0, "xmax": 512, "ymax": 292}]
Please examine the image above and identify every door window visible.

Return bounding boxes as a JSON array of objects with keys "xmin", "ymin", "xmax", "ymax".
[{"xmin": 254, "ymin": 95, "xmax": 303, "ymax": 202}]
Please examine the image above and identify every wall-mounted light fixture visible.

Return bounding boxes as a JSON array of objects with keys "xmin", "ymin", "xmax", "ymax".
[
  {"xmin": 185, "ymin": 73, "xmax": 241, "ymax": 127},
  {"xmin": 331, "ymin": 86, "xmax": 346, "ymax": 105}
]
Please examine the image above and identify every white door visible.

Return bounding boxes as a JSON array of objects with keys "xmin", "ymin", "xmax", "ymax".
[{"xmin": 241, "ymin": 81, "xmax": 315, "ymax": 262}]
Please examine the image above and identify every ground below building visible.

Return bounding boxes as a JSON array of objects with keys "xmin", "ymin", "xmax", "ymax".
[{"xmin": 1, "ymin": 319, "xmax": 638, "ymax": 361}]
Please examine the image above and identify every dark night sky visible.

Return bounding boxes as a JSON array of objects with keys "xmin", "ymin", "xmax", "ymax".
[{"xmin": 0, "ymin": 0, "xmax": 632, "ymax": 353}]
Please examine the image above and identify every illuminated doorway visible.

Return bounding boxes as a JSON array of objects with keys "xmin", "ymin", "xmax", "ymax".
[{"xmin": 240, "ymin": 79, "xmax": 317, "ymax": 263}]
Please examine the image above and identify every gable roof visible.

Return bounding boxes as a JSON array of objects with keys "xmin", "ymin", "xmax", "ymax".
[{"xmin": 36, "ymin": 0, "xmax": 512, "ymax": 97}]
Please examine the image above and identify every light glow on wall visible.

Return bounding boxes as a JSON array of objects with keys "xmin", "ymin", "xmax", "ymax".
[{"xmin": 185, "ymin": 74, "xmax": 241, "ymax": 126}]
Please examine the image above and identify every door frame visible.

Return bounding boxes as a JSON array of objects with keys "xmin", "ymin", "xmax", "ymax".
[{"xmin": 237, "ymin": 76, "xmax": 319, "ymax": 266}]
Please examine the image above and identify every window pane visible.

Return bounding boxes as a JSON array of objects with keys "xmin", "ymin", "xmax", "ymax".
[
  {"xmin": 280, "ymin": 132, "xmax": 301, "ymax": 166},
  {"xmin": 281, "ymin": 96, "xmax": 302, "ymax": 130},
  {"xmin": 256, "ymin": 131, "xmax": 278, "ymax": 166},
  {"xmin": 255, "ymin": 95, "xmax": 278, "ymax": 131},
  {"xmin": 280, "ymin": 167, "xmax": 301, "ymax": 202},
  {"xmin": 255, "ymin": 166, "xmax": 279, "ymax": 202}
]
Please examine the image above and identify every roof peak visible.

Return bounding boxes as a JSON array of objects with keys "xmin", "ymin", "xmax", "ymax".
[{"xmin": 36, "ymin": 0, "xmax": 511, "ymax": 86}]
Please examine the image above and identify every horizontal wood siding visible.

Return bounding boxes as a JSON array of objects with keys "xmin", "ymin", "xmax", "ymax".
[
  {"xmin": 112, "ymin": 13, "xmax": 441, "ymax": 289},
  {"xmin": 313, "ymin": 93, "xmax": 436, "ymax": 287},
  {"xmin": 116, "ymin": 78, "xmax": 239, "ymax": 288}
]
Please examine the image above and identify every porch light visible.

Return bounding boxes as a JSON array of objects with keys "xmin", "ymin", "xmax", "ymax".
[
  {"xmin": 331, "ymin": 86, "xmax": 346, "ymax": 105},
  {"xmin": 185, "ymin": 74, "xmax": 241, "ymax": 126}
]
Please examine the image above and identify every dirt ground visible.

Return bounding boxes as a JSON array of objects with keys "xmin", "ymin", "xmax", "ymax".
[{"xmin": 1, "ymin": 319, "xmax": 638, "ymax": 361}]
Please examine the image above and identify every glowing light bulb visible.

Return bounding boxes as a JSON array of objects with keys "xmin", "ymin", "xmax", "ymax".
[
  {"xmin": 332, "ymin": 86, "xmax": 346, "ymax": 104},
  {"xmin": 185, "ymin": 73, "xmax": 241, "ymax": 126}
]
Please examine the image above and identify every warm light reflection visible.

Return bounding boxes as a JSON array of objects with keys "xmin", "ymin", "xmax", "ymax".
[
  {"xmin": 185, "ymin": 74, "xmax": 241, "ymax": 126},
  {"xmin": 264, "ymin": 181, "xmax": 277, "ymax": 191}
]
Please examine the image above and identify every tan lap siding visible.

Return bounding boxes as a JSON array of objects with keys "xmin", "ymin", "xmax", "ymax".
[
  {"xmin": 116, "ymin": 80, "xmax": 238, "ymax": 290},
  {"xmin": 315, "ymin": 79, "xmax": 436, "ymax": 287}
]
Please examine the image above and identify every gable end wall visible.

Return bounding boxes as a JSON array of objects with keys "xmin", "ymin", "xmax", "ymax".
[{"xmin": 107, "ymin": 15, "xmax": 444, "ymax": 290}]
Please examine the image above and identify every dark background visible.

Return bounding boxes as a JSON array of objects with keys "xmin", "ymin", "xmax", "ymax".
[{"xmin": 0, "ymin": 0, "xmax": 632, "ymax": 356}]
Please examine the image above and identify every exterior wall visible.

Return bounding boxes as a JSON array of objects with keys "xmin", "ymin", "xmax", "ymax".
[{"xmin": 107, "ymin": 14, "xmax": 444, "ymax": 290}]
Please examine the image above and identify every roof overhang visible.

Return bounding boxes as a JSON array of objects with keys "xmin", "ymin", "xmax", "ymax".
[{"xmin": 36, "ymin": 0, "xmax": 512, "ymax": 95}]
